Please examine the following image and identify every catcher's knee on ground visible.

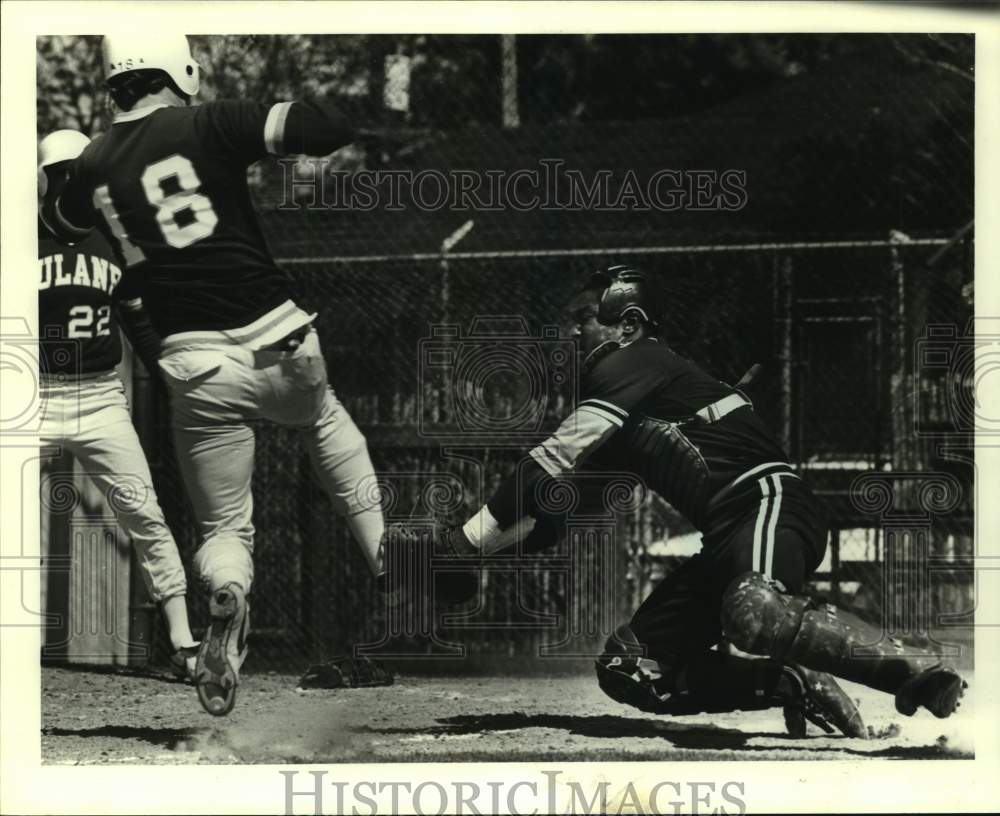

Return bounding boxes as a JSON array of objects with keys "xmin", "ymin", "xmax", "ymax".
[
  {"xmin": 595, "ymin": 625, "xmax": 679, "ymax": 714},
  {"xmin": 720, "ymin": 571, "xmax": 963, "ymax": 708},
  {"xmin": 595, "ymin": 625, "xmax": 795, "ymax": 716}
]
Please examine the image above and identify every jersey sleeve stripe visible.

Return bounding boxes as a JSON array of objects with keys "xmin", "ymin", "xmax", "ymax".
[
  {"xmin": 264, "ymin": 101, "xmax": 295, "ymax": 155},
  {"xmin": 529, "ymin": 408, "xmax": 620, "ymax": 476},
  {"xmin": 578, "ymin": 399, "xmax": 627, "ymax": 426},
  {"xmin": 529, "ymin": 446, "xmax": 566, "ymax": 478}
]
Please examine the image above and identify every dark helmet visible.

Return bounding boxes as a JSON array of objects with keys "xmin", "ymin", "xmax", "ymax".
[{"xmin": 586, "ymin": 264, "xmax": 665, "ymax": 329}]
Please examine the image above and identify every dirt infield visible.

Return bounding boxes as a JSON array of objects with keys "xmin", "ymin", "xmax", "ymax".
[{"xmin": 41, "ymin": 666, "xmax": 973, "ymax": 765}]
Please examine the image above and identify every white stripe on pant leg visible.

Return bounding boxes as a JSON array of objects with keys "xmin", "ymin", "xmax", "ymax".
[
  {"xmin": 763, "ymin": 474, "xmax": 784, "ymax": 578},
  {"xmin": 752, "ymin": 477, "xmax": 772, "ymax": 574}
]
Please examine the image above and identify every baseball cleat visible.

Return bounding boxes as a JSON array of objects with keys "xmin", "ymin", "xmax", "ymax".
[
  {"xmin": 894, "ymin": 663, "xmax": 967, "ymax": 719},
  {"xmin": 170, "ymin": 644, "xmax": 200, "ymax": 682},
  {"xmin": 781, "ymin": 664, "xmax": 867, "ymax": 738},
  {"xmin": 195, "ymin": 583, "xmax": 249, "ymax": 717}
]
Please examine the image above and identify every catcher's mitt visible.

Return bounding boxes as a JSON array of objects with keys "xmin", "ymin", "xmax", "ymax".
[
  {"xmin": 297, "ymin": 655, "xmax": 394, "ymax": 690},
  {"xmin": 377, "ymin": 522, "xmax": 479, "ymax": 604}
]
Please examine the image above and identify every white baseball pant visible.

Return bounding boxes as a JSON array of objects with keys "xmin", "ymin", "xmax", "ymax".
[
  {"xmin": 40, "ymin": 371, "xmax": 188, "ymax": 603},
  {"xmin": 158, "ymin": 327, "xmax": 384, "ymax": 595}
]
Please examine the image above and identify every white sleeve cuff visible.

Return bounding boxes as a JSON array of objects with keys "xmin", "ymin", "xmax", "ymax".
[
  {"xmin": 263, "ymin": 101, "xmax": 294, "ymax": 155},
  {"xmin": 462, "ymin": 506, "xmax": 501, "ymax": 552}
]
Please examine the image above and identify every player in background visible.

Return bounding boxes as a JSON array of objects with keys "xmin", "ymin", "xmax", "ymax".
[
  {"xmin": 43, "ymin": 35, "xmax": 389, "ymax": 716},
  {"xmin": 37, "ymin": 130, "xmax": 198, "ymax": 677},
  {"xmin": 397, "ymin": 265, "xmax": 968, "ymax": 736}
]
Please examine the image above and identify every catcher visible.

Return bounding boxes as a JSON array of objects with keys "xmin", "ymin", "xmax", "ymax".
[{"xmin": 388, "ymin": 265, "xmax": 967, "ymax": 737}]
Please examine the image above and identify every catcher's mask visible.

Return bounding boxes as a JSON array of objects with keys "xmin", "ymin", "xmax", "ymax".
[{"xmin": 586, "ymin": 264, "xmax": 664, "ymax": 330}]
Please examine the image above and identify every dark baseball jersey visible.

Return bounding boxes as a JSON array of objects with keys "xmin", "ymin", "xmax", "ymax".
[
  {"xmin": 57, "ymin": 100, "xmax": 352, "ymax": 339},
  {"xmin": 38, "ymin": 220, "xmax": 124, "ymax": 377},
  {"xmin": 487, "ymin": 338, "xmax": 796, "ymax": 536},
  {"xmin": 572, "ymin": 338, "xmax": 788, "ymax": 495}
]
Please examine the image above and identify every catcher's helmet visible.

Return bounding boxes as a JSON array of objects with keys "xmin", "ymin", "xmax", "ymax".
[
  {"xmin": 102, "ymin": 34, "xmax": 200, "ymax": 103},
  {"xmin": 586, "ymin": 264, "xmax": 665, "ymax": 328}
]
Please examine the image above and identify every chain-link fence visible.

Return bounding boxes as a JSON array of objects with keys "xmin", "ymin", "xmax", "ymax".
[
  {"xmin": 36, "ymin": 33, "xmax": 975, "ymax": 669},
  {"xmin": 127, "ymin": 235, "xmax": 974, "ymax": 670}
]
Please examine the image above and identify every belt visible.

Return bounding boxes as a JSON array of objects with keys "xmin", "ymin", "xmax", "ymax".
[
  {"xmin": 727, "ymin": 461, "xmax": 798, "ymax": 490},
  {"xmin": 40, "ymin": 369, "xmax": 117, "ymax": 386}
]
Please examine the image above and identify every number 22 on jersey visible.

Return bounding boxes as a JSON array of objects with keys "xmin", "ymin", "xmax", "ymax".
[
  {"xmin": 92, "ymin": 154, "xmax": 219, "ymax": 266},
  {"xmin": 67, "ymin": 304, "xmax": 110, "ymax": 339}
]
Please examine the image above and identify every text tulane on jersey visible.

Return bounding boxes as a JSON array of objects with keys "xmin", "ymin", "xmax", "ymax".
[{"xmin": 38, "ymin": 250, "xmax": 123, "ymax": 293}]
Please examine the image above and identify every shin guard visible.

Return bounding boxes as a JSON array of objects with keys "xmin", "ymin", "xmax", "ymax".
[{"xmin": 721, "ymin": 572, "xmax": 965, "ymax": 716}]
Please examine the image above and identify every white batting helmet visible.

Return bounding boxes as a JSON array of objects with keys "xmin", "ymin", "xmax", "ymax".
[
  {"xmin": 102, "ymin": 33, "xmax": 200, "ymax": 97},
  {"xmin": 38, "ymin": 129, "xmax": 91, "ymax": 198},
  {"xmin": 38, "ymin": 129, "xmax": 91, "ymax": 169}
]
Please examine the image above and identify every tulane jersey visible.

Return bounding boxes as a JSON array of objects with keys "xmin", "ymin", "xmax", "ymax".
[
  {"xmin": 38, "ymin": 221, "xmax": 123, "ymax": 376},
  {"xmin": 62, "ymin": 101, "xmax": 296, "ymax": 338}
]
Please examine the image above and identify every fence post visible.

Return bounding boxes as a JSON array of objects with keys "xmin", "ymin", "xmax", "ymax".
[
  {"xmin": 440, "ymin": 220, "xmax": 476, "ymax": 325},
  {"xmin": 775, "ymin": 255, "xmax": 794, "ymax": 460},
  {"xmin": 889, "ymin": 230, "xmax": 917, "ymax": 478},
  {"xmin": 501, "ymin": 35, "xmax": 520, "ymax": 129}
]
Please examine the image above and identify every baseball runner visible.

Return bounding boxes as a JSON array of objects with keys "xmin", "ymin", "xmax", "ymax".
[
  {"xmin": 37, "ymin": 130, "xmax": 198, "ymax": 676},
  {"xmin": 42, "ymin": 36, "xmax": 389, "ymax": 716},
  {"xmin": 391, "ymin": 265, "xmax": 967, "ymax": 736}
]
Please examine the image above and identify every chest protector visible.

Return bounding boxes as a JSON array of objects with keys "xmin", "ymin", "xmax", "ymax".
[{"xmin": 621, "ymin": 391, "xmax": 751, "ymax": 530}]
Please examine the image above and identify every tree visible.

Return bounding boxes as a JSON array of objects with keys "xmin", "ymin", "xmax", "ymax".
[{"xmin": 37, "ymin": 36, "xmax": 105, "ymax": 137}]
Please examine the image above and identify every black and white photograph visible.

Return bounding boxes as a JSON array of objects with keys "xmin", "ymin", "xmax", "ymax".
[{"xmin": 2, "ymin": 2, "xmax": 999, "ymax": 814}]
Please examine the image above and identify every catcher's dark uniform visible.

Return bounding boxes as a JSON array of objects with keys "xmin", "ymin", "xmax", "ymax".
[{"xmin": 483, "ymin": 336, "xmax": 828, "ymax": 666}]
